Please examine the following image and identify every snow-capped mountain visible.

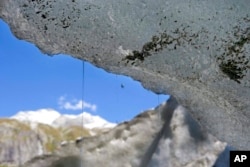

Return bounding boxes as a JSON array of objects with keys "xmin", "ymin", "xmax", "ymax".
[
  {"xmin": 11, "ymin": 109, "xmax": 61, "ymax": 125},
  {"xmin": 11, "ymin": 108, "xmax": 116, "ymax": 129},
  {"xmin": 52, "ymin": 112, "xmax": 116, "ymax": 129}
]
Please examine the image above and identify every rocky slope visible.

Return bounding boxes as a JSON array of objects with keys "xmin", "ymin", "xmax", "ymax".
[
  {"xmin": 19, "ymin": 98, "xmax": 229, "ymax": 167},
  {"xmin": 0, "ymin": 114, "xmax": 114, "ymax": 167},
  {"xmin": 0, "ymin": 119, "xmax": 39, "ymax": 166},
  {"xmin": 0, "ymin": 0, "xmax": 249, "ymax": 150}
]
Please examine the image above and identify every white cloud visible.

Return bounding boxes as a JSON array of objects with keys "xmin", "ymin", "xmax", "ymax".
[{"xmin": 58, "ymin": 96, "xmax": 97, "ymax": 112}]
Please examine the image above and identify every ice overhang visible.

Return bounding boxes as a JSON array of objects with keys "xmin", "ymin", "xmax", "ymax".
[{"xmin": 0, "ymin": 0, "xmax": 249, "ymax": 149}]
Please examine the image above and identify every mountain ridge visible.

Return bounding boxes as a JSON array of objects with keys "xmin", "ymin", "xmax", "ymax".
[
  {"xmin": 11, "ymin": 108, "xmax": 116, "ymax": 129},
  {"xmin": 0, "ymin": 99, "xmax": 230, "ymax": 167},
  {"xmin": 23, "ymin": 98, "xmax": 229, "ymax": 167},
  {"xmin": 0, "ymin": 115, "xmax": 114, "ymax": 167}
]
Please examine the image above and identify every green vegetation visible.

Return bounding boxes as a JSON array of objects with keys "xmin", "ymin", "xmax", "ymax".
[
  {"xmin": 0, "ymin": 119, "xmax": 31, "ymax": 131},
  {"xmin": 0, "ymin": 164, "xmax": 8, "ymax": 167},
  {"xmin": 37, "ymin": 123, "xmax": 62, "ymax": 153},
  {"xmin": 37, "ymin": 123, "xmax": 62, "ymax": 140},
  {"xmin": 45, "ymin": 139, "xmax": 58, "ymax": 153},
  {"xmin": 0, "ymin": 119, "xmax": 33, "ymax": 142},
  {"xmin": 0, "ymin": 119, "xmax": 92, "ymax": 154},
  {"xmin": 62, "ymin": 126, "xmax": 90, "ymax": 141}
]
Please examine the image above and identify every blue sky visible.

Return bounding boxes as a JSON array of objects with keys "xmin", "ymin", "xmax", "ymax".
[{"xmin": 0, "ymin": 19, "xmax": 169, "ymax": 123}]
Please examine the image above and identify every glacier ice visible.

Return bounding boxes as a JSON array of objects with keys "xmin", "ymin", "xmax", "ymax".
[{"xmin": 0, "ymin": 0, "xmax": 249, "ymax": 150}]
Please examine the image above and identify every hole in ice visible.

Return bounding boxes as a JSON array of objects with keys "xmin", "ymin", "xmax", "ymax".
[{"xmin": 0, "ymin": 20, "xmax": 169, "ymax": 125}]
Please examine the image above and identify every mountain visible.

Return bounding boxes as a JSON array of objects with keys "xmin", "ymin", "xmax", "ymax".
[
  {"xmin": 52, "ymin": 112, "xmax": 116, "ymax": 129},
  {"xmin": 11, "ymin": 109, "xmax": 116, "ymax": 129},
  {"xmin": 0, "ymin": 98, "xmax": 231, "ymax": 167},
  {"xmin": 10, "ymin": 109, "xmax": 61, "ymax": 125},
  {"xmin": 0, "ymin": 118, "xmax": 93, "ymax": 167},
  {"xmin": 23, "ymin": 98, "xmax": 230, "ymax": 167},
  {"xmin": 0, "ymin": 110, "xmax": 115, "ymax": 167}
]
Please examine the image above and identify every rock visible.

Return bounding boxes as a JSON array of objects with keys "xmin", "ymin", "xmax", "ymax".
[
  {"xmin": 0, "ymin": 0, "xmax": 249, "ymax": 149},
  {"xmin": 23, "ymin": 98, "xmax": 226, "ymax": 167},
  {"xmin": 49, "ymin": 156, "xmax": 82, "ymax": 167},
  {"xmin": 0, "ymin": 119, "xmax": 94, "ymax": 167},
  {"xmin": 213, "ymin": 145, "xmax": 234, "ymax": 167},
  {"xmin": 0, "ymin": 119, "xmax": 42, "ymax": 166}
]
